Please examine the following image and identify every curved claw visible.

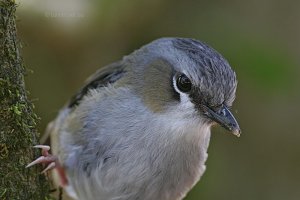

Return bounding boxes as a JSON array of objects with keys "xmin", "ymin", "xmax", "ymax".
[
  {"xmin": 33, "ymin": 145, "xmax": 50, "ymax": 151},
  {"xmin": 33, "ymin": 145, "xmax": 51, "ymax": 156},
  {"xmin": 41, "ymin": 162, "xmax": 56, "ymax": 174},
  {"xmin": 26, "ymin": 156, "xmax": 46, "ymax": 168}
]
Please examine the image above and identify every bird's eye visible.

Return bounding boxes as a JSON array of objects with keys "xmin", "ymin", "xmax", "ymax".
[{"xmin": 176, "ymin": 74, "xmax": 192, "ymax": 93}]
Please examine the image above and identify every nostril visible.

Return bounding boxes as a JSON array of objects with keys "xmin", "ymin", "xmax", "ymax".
[{"xmin": 221, "ymin": 108, "xmax": 226, "ymax": 116}]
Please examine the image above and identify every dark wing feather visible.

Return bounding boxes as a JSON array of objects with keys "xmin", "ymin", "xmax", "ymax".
[
  {"xmin": 40, "ymin": 61, "xmax": 126, "ymax": 144},
  {"xmin": 68, "ymin": 61, "xmax": 126, "ymax": 108}
]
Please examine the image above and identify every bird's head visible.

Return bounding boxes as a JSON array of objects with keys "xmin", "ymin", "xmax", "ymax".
[{"xmin": 125, "ymin": 38, "xmax": 241, "ymax": 136}]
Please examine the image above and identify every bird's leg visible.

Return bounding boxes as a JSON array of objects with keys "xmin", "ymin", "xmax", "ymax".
[{"xmin": 26, "ymin": 145, "xmax": 68, "ymax": 186}]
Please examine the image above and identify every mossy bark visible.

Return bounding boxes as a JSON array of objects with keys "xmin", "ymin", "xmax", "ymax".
[{"xmin": 0, "ymin": 0, "xmax": 51, "ymax": 199}]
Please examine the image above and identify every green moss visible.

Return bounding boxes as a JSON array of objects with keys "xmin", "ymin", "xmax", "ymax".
[{"xmin": 0, "ymin": 0, "xmax": 51, "ymax": 199}]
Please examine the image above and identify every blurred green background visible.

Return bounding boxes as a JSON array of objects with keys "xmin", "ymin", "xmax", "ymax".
[{"xmin": 17, "ymin": 0, "xmax": 300, "ymax": 199}]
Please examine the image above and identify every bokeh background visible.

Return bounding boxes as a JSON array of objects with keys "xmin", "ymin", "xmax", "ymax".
[{"xmin": 17, "ymin": 0, "xmax": 300, "ymax": 199}]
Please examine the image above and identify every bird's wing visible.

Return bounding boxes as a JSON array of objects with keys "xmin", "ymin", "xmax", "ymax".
[
  {"xmin": 41, "ymin": 61, "xmax": 126, "ymax": 144},
  {"xmin": 67, "ymin": 61, "xmax": 127, "ymax": 108},
  {"xmin": 39, "ymin": 61, "xmax": 127, "ymax": 199},
  {"xmin": 43, "ymin": 60, "xmax": 126, "ymax": 150}
]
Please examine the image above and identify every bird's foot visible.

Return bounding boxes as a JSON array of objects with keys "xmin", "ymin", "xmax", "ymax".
[
  {"xmin": 26, "ymin": 145, "xmax": 68, "ymax": 186},
  {"xmin": 26, "ymin": 145, "xmax": 57, "ymax": 173}
]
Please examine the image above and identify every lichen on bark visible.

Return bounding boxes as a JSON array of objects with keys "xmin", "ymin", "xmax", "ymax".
[{"xmin": 0, "ymin": 0, "xmax": 51, "ymax": 199}]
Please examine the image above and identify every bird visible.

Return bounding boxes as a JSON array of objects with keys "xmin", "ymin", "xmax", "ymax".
[{"xmin": 27, "ymin": 37, "xmax": 241, "ymax": 200}]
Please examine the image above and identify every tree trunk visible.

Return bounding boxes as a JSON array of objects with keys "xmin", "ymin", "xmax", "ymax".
[{"xmin": 0, "ymin": 0, "xmax": 51, "ymax": 199}]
